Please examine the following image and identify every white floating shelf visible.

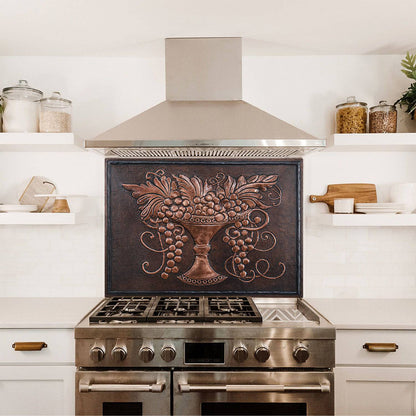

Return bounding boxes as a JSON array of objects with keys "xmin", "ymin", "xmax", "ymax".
[
  {"xmin": 0, "ymin": 133, "xmax": 82, "ymax": 152},
  {"xmin": 311, "ymin": 213, "xmax": 416, "ymax": 227},
  {"xmin": 0, "ymin": 212, "xmax": 79, "ymax": 225},
  {"xmin": 326, "ymin": 133, "xmax": 416, "ymax": 151}
]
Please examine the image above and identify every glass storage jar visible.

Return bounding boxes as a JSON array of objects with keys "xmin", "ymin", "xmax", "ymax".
[
  {"xmin": 369, "ymin": 100, "xmax": 397, "ymax": 133},
  {"xmin": 1, "ymin": 80, "xmax": 43, "ymax": 132},
  {"xmin": 39, "ymin": 92, "xmax": 72, "ymax": 133},
  {"xmin": 336, "ymin": 96, "xmax": 368, "ymax": 133}
]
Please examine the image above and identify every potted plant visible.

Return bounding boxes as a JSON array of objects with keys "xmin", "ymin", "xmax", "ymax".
[{"xmin": 395, "ymin": 52, "xmax": 416, "ymax": 120}]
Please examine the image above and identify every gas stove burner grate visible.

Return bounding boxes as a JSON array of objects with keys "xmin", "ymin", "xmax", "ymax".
[
  {"xmin": 205, "ymin": 296, "xmax": 262, "ymax": 322},
  {"xmin": 89, "ymin": 296, "xmax": 154, "ymax": 323},
  {"xmin": 89, "ymin": 295, "xmax": 262, "ymax": 324},
  {"xmin": 148, "ymin": 296, "xmax": 205, "ymax": 322}
]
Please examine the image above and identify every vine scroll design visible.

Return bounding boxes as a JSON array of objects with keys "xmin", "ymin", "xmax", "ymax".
[{"xmin": 122, "ymin": 170, "xmax": 286, "ymax": 286}]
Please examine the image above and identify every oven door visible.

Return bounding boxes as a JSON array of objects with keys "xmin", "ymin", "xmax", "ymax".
[
  {"xmin": 174, "ymin": 371, "xmax": 333, "ymax": 416},
  {"xmin": 76, "ymin": 371, "xmax": 170, "ymax": 416}
]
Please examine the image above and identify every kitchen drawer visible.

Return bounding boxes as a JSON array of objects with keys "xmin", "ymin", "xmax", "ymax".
[
  {"xmin": 0, "ymin": 366, "xmax": 75, "ymax": 415},
  {"xmin": 336, "ymin": 329, "xmax": 416, "ymax": 366},
  {"xmin": 0, "ymin": 329, "xmax": 74, "ymax": 365}
]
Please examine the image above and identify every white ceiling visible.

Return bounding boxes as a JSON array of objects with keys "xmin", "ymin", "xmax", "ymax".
[{"xmin": 1, "ymin": 0, "xmax": 415, "ymax": 56}]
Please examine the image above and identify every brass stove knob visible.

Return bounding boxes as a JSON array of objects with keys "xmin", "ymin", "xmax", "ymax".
[
  {"xmin": 293, "ymin": 343, "xmax": 310, "ymax": 363},
  {"xmin": 254, "ymin": 345, "xmax": 270, "ymax": 363},
  {"xmin": 89, "ymin": 345, "xmax": 105, "ymax": 362},
  {"xmin": 111, "ymin": 346, "xmax": 127, "ymax": 361},
  {"xmin": 139, "ymin": 346, "xmax": 155, "ymax": 363},
  {"xmin": 161, "ymin": 345, "xmax": 176, "ymax": 362},
  {"xmin": 233, "ymin": 345, "xmax": 249, "ymax": 362}
]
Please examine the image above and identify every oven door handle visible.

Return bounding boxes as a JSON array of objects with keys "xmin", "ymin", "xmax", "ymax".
[
  {"xmin": 179, "ymin": 383, "xmax": 330, "ymax": 393},
  {"xmin": 79, "ymin": 382, "xmax": 165, "ymax": 393}
]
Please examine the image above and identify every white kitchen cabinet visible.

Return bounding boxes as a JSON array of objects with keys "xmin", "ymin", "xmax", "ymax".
[
  {"xmin": 307, "ymin": 300, "xmax": 416, "ymax": 416},
  {"xmin": 335, "ymin": 367, "xmax": 416, "ymax": 416},
  {"xmin": 0, "ymin": 329, "xmax": 74, "ymax": 364},
  {"xmin": 0, "ymin": 298, "xmax": 100, "ymax": 415},
  {"xmin": 0, "ymin": 328, "xmax": 76, "ymax": 415},
  {"xmin": 336, "ymin": 330, "xmax": 416, "ymax": 367},
  {"xmin": 335, "ymin": 329, "xmax": 416, "ymax": 416},
  {"xmin": 0, "ymin": 365, "xmax": 75, "ymax": 415}
]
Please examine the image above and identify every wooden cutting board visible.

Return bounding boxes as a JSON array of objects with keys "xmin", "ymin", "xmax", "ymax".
[
  {"xmin": 309, "ymin": 183, "xmax": 377, "ymax": 212},
  {"xmin": 19, "ymin": 176, "xmax": 56, "ymax": 212}
]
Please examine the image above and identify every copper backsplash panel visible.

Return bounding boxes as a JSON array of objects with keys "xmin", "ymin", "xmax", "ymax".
[{"xmin": 106, "ymin": 159, "xmax": 302, "ymax": 296}]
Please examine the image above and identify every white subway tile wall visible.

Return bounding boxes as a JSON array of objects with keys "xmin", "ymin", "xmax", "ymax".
[{"xmin": 0, "ymin": 54, "xmax": 415, "ymax": 298}]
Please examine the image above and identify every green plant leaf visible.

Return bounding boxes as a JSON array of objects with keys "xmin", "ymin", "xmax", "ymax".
[
  {"xmin": 402, "ymin": 69, "xmax": 413, "ymax": 78},
  {"xmin": 401, "ymin": 62, "xmax": 413, "ymax": 70},
  {"xmin": 395, "ymin": 77, "xmax": 416, "ymax": 118},
  {"xmin": 408, "ymin": 101, "xmax": 416, "ymax": 114},
  {"xmin": 400, "ymin": 52, "xmax": 416, "ymax": 80}
]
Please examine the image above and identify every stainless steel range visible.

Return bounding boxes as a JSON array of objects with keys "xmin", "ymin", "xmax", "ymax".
[
  {"xmin": 75, "ymin": 158, "xmax": 334, "ymax": 415},
  {"xmin": 75, "ymin": 296, "xmax": 334, "ymax": 415}
]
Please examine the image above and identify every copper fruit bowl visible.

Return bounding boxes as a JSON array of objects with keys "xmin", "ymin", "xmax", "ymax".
[{"xmin": 123, "ymin": 170, "xmax": 285, "ymax": 286}]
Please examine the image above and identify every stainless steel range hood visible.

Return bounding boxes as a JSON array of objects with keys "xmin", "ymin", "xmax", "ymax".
[{"xmin": 85, "ymin": 38, "xmax": 325, "ymax": 158}]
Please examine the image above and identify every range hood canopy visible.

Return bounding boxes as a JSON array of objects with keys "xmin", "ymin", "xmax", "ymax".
[{"xmin": 85, "ymin": 37, "xmax": 325, "ymax": 158}]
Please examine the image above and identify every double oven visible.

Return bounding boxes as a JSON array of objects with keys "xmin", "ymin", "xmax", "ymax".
[
  {"xmin": 75, "ymin": 159, "xmax": 335, "ymax": 415},
  {"xmin": 76, "ymin": 370, "xmax": 333, "ymax": 415}
]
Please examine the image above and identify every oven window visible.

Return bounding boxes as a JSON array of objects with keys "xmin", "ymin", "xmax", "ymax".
[
  {"xmin": 201, "ymin": 402, "xmax": 306, "ymax": 415},
  {"xmin": 103, "ymin": 402, "xmax": 142, "ymax": 415}
]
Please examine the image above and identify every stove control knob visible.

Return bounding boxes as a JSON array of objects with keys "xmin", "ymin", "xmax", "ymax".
[
  {"xmin": 293, "ymin": 343, "xmax": 310, "ymax": 363},
  {"xmin": 89, "ymin": 345, "xmax": 105, "ymax": 362},
  {"xmin": 139, "ymin": 346, "xmax": 155, "ymax": 363},
  {"xmin": 111, "ymin": 346, "xmax": 127, "ymax": 361},
  {"xmin": 233, "ymin": 345, "xmax": 249, "ymax": 362},
  {"xmin": 254, "ymin": 345, "xmax": 270, "ymax": 363},
  {"xmin": 161, "ymin": 345, "xmax": 176, "ymax": 362}
]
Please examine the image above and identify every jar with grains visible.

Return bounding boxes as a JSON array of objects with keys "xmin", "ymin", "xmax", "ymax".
[
  {"xmin": 369, "ymin": 100, "xmax": 397, "ymax": 133},
  {"xmin": 39, "ymin": 92, "xmax": 72, "ymax": 133},
  {"xmin": 1, "ymin": 80, "xmax": 43, "ymax": 132},
  {"xmin": 336, "ymin": 96, "xmax": 368, "ymax": 133}
]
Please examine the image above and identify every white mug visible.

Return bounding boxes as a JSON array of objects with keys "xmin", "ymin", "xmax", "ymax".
[
  {"xmin": 334, "ymin": 198, "xmax": 355, "ymax": 214},
  {"xmin": 390, "ymin": 183, "xmax": 416, "ymax": 213}
]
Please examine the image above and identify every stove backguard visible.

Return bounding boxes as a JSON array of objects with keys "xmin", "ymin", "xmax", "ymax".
[{"xmin": 106, "ymin": 159, "xmax": 302, "ymax": 296}]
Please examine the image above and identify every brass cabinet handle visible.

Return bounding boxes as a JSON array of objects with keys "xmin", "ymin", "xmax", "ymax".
[
  {"xmin": 363, "ymin": 343, "xmax": 398, "ymax": 352},
  {"xmin": 12, "ymin": 342, "xmax": 47, "ymax": 351}
]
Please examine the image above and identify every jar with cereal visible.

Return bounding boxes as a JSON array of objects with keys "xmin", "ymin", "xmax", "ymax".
[
  {"xmin": 369, "ymin": 100, "xmax": 397, "ymax": 133},
  {"xmin": 336, "ymin": 96, "xmax": 367, "ymax": 133},
  {"xmin": 39, "ymin": 92, "xmax": 72, "ymax": 133}
]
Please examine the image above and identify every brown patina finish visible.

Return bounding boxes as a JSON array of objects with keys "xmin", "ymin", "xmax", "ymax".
[{"xmin": 106, "ymin": 159, "xmax": 302, "ymax": 296}]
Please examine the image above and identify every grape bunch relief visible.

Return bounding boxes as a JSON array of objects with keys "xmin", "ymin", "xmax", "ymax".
[{"xmin": 123, "ymin": 169, "xmax": 285, "ymax": 286}]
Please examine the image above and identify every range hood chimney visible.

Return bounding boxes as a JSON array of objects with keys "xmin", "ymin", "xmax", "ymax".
[{"xmin": 85, "ymin": 37, "xmax": 325, "ymax": 158}]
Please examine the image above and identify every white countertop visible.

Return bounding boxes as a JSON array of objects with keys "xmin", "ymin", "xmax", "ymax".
[
  {"xmin": 1, "ymin": 297, "xmax": 415, "ymax": 330},
  {"xmin": 0, "ymin": 297, "xmax": 102, "ymax": 328},
  {"xmin": 307, "ymin": 298, "xmax": 416, "ymax": 330}
]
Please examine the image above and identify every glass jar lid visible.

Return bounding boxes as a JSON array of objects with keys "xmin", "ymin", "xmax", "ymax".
[
  {"xmin": 370, "ymin": 100, "xmax": 396, "ymax": 111},
  {"xmin": 2, "ymin": 80, "xmax": 43, "ymax": 101},
  {"xmin": 40, "ymin": 92, "xmax": 71, "ymax": 107},
  {"xmin": 336, "ymin": 96, "xmax": 367, "ymax": 108}
]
